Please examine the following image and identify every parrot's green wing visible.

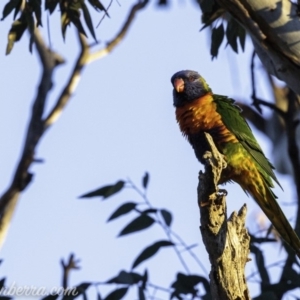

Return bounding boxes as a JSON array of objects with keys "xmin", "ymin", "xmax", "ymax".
[{"xmin": 213, "ymin": 94, "xmax": 281, "ymax": 188}]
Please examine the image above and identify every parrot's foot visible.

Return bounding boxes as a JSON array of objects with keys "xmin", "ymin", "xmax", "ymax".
[{"xmin": 218, "ymin": 188, "xmax": 227, "ymax": 196}]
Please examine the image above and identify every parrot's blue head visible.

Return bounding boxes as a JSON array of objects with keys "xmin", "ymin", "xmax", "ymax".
[{"xmin": 171, "ymin": 70, "xmax": 212, "ymax": 107}]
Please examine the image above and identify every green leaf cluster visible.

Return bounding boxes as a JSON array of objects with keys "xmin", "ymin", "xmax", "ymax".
[
  {"xmin": 199, "ymin": 0, "xmax": 246, "ymax": 59},
  {"xmin": 77, "ymin": 174, "xmax": 211, "ymax": 299},
  {"xmin": 209, "ymin": 17, "xmax": 246, "ymax": 59},
  {"xmin": 104, "ymin": 270, "xmax": 148, "ymax": 300},
  {"xmin": 2, "ymin": 0, "xmax": 108, "ymax": 54},
  {"xmin": 3, "ymin": 172, "xmax": 298, "ymax": 299}
]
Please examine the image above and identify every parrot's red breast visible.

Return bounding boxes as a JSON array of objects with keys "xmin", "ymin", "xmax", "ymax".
[
  {"xmin": 175, "ymin": 92, "xmax": 259, "ymax": 186},
  {"xmin": 175, "ymin": 93, "xmax": 238, "ymax": 145}
]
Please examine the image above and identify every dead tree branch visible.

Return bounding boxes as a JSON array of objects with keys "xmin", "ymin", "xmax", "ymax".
[
  {"xmin": 199, "ymin": 133, "xmax": 251, "ymax": 300},
  {"xmin": 61, "ymin": 253, "xmax": 81, "ymax": 290}
]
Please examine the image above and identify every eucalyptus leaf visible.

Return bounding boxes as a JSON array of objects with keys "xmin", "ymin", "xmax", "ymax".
[
  {"xmin": 132, "ymin": 240, "xmax": 174, "ymax": 269},
  {"xmin": 80, "ymin": 181, "xmax": 125, "ymax": 199},
  {"xmin": 107, "ymin": 202, "xmax": 137, "ymax": 222},
  {"xmin": 118, "ymin": 215, "xmax": 155, "ymax": 236},
  {"xmin": 210, "ymin": 23, "xmax": 224, "ymax": 59}
]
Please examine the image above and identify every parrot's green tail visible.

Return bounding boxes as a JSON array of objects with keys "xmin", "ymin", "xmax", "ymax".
[{"xmin": 252, "ymin": 185, "xmax": 300, "ymax": 257}]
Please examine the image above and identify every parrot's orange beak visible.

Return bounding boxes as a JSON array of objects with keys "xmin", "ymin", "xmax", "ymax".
[{"xmin": 173, "ymin": 78, "xmax": 185, "ymax": 93}]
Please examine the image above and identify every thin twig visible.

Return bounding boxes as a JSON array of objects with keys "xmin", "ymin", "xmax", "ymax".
[
  {"xmin": 96, "ymin": 0, "xmax": 114, "ymax": 28},
  {"xmin": 88, "ymin": 0, "xmax": 149, "ymax": 64},
  {"xmin": 61, "ymin": 253, "xmax": 81, "ymax": 289},
  {"xmin": 127, "ymin": 178, "xmax": 209, "ymax": 275},
  {"xmin": 127, "ymin": 180, "xmax": 190, "ymax": 273},
  {"xmin": 147, "ymin": 283, "xmax": 172, "ymax": 293},
  {"xmin": 169, "ymin": 229, "xmax": 208, "ymax": 276},
  {"xmin": 246, "ymin": 259, "xmax": 285, "ymax": 282},
  {"xmin": 45, "ymin": 0, "xmax": 148, "ymax": 126},
  {"xmin": 253, "ymin": 98, "xmax": 287, "ymax": 118}
]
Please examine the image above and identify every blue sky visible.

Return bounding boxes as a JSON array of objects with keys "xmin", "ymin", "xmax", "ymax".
[{"xmin": 0, "ymin": 1, "xmax": 298, "ymax": 299}]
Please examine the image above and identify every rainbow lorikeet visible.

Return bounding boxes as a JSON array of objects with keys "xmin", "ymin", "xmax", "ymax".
[{"xmin": 171, "ymin": 70, "xmax": 300, "ymax": 256}]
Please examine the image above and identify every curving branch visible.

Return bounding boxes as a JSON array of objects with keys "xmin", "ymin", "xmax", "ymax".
[
  {"xmin": 45, "ymin": 0, "xmax": 149, "ymax": 126},
  {"xmin": 87, "ymin": 0, "xmax": 149, "ymax": 64},
  {"xmin": 0, "ymin": 0, "xmax": 149, "ymax": 249},
  {"xmin": 217, "ymin": 0, "xmax": 300, "ymax": 95},
  {"xmin": 44, "ymin": 32, "xmax": 90, "ymax": 128}
]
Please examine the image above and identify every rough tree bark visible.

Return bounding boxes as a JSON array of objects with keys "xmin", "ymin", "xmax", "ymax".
[{"xmin": 198, "ymin": 133, "xmax": 251, "ymax": 300}]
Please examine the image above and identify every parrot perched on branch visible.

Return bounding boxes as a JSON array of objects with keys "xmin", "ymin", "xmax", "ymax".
[{"xmin": 171, "ymin": 69, "xmax": 300, "ymax": 257}]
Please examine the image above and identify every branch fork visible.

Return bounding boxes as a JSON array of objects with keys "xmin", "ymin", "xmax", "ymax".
[{"xmin": 0, "ymin": 0, "xmax": 149, "ymax": 250}]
